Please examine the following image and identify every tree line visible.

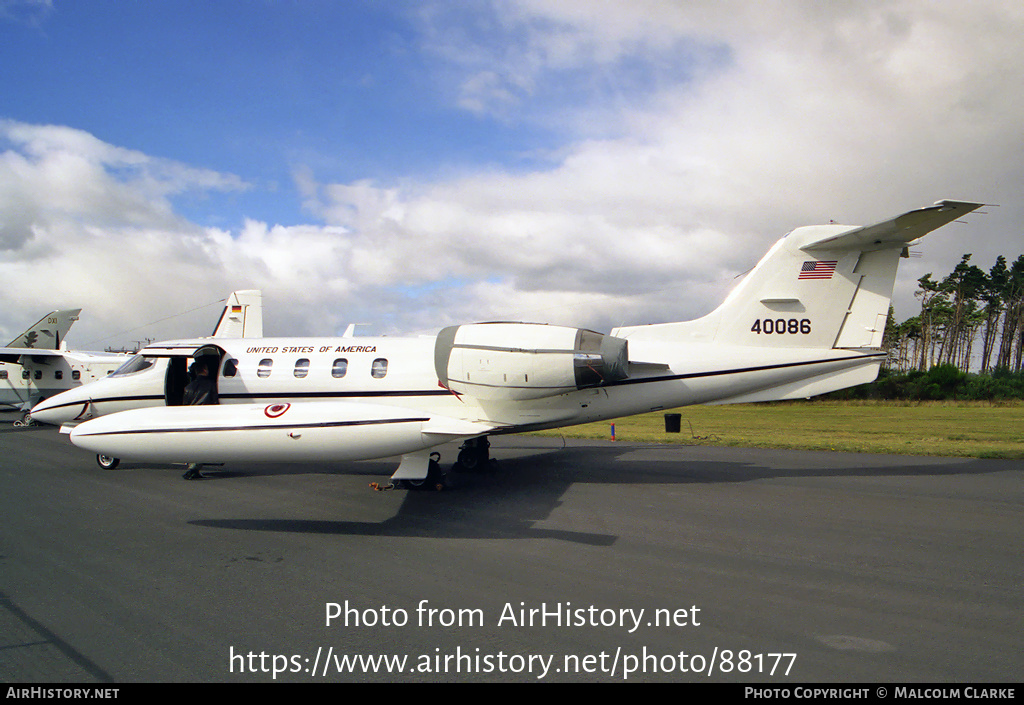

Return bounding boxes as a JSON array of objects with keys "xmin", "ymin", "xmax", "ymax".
[
  {"xmin": 826, "ymin": 251, "xmax": 1024, "ymax": 401},
  {"xmin": 884, "ymin": 253, "xmax": 1024, "ymax": 374}
]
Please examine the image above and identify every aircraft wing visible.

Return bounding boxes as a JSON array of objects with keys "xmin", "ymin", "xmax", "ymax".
[
  {"xmin": 0, "ymin": 348, "xmax": 67, "ymax": 364},
  {"xmin": 802, "ymin": 200, "xmax": 984, "ymax": 252},
  {"xmin": 422, "ymin": 418, "xmax": 506, "ymax": 436}
]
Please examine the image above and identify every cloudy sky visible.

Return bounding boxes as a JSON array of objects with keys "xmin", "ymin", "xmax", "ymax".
[{"xmin": 1, "ymin": 0, "xmax": 1021, "ymax": 349}]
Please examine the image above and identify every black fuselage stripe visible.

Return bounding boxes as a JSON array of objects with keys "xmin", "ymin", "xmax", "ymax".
[
  {"xmin": 75, "ymin": 417, "xmax": 430, "ymax": 437},
  {"xmin": 37, "ymin": 390, "xmax": 449, "ymax": 412},
  {"xmin": 218, "ymin": 390, "xmax": 452, "ymax": 400}
]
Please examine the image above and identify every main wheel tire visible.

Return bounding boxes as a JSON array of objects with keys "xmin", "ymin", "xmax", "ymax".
[{"xmin": 457, "ymin": 447, "xmax": 482, "ymax": 471}]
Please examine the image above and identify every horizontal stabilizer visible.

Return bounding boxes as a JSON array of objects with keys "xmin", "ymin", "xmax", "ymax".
[{"xmin": 802, "ymin": 200, "xmax": 983, "ymax": 252}]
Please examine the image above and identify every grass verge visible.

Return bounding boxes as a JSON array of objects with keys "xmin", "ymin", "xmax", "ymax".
[{"xmin": 528, "ymin": 400, "xmax": 1024, "ymax": 459}]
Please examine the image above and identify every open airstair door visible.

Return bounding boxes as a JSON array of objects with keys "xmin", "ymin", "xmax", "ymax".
[{"xmin": 165, "ymin": 344, "xmax": 225, "ymax": 406}]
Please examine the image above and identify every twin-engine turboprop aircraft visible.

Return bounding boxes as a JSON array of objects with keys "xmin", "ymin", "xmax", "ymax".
[
  {"xmin": 32, "ymin": 201, "xmax": 983, "ymax": 487},
  {"xmin": 1, "ymin": 308, "xmax": 128, "ymax": 421}
]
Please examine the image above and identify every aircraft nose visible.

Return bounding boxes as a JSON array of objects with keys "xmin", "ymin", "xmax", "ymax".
[{"xmin": 30, "ymin": 395, "xmax": 89, "ymax": 426}]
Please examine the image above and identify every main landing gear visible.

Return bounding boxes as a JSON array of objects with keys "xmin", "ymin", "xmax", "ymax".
[
  {"xmin": 96, "ymin": 454, "xmax": 120, "ymax": 470},
  {"xmin": 452, "ymin": 436, "xmax": 499, "ymax": 473},
  {"xmin": 371, "ymin": 452, "xmax": 447, "ymax": 492},
  {"xmin": 370, "ymin": 437, "xmax": 500, "ymax": 492},
  {"xmin": 397, "ymin": 452, "xmax": 446, "ymax": 492}
]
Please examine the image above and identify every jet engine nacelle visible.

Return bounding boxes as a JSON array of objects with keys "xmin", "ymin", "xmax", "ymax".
[{"xmin": 434, "ymin": 323, "xmax": 629, "ymax": 401}]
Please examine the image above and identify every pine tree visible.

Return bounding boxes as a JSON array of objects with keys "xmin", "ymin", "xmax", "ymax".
[{"xmin": 980, "ymin": 256, "xmax": 1008, "ymax": 372}]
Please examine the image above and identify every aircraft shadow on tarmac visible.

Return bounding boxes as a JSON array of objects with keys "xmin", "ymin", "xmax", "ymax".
[
  {"xmin": 6, "ymin": 424, "xmax": 1005, "ymax": 545},
  {"xmin": 184, "ymin": 438, "xmax": 1005, "ymax": 545},
  {"xmin": 189, "ymin": 442, "xmax": 619, "ymax": 546}
]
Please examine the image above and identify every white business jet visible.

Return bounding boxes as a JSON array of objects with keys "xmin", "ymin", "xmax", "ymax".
[
  {"xmin": 1, "ymin": 308, "xmax": 127, "ymax": 422},
  {"xmin": 32, "ymin": 201, "xmax": 982, "ymax": 487},
  {"xmin": 19, "ymin": 290, "xmax": 262, "ymax": 434},
  {"xmin": 4, "ymin": 291, "xmax": 263, "ymax": 426}
]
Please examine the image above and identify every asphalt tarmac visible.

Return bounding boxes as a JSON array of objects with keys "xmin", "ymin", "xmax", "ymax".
[{"xmin": 1, "ymin": 419, "xmax": 1020, "ymax": 683}]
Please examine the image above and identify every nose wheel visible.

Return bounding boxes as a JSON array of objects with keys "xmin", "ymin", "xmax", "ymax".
[
  {"xmin": 96, "ymin": 454, "xmax": 120, "ymax": 470},
  {"xmin": 13, "ymin": 412, "xmax": 37, "ymax": 427}
]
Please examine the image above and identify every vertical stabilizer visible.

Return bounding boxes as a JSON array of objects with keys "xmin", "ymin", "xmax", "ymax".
[
  {"xmin": 699, "ymin": 224, "xmax": 905, "ymax": 349},
  {"xmin": 5, "ymin": 309, "xmax": 81, "ymax": 349},
  {"xmin": 211, "ymin": 291, "xmax": 263, "ymax": 338}
]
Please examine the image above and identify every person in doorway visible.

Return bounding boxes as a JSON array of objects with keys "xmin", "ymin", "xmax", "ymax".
[
  {"xmin": 182, "ymin": 360, "xmax": 217, "ymax": 406},
  {"xmin": 182, "ymin": 360, "xmax": 217, "ymax": 480}
]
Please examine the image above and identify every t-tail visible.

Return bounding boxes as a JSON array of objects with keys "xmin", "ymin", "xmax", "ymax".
[
  {"xmin": 5, "ymin": 308, "xmax": 81, "ymax": 349},
  {"xmin": 613, "ymin": 200, "xmax": 984, "ymax": 402}
]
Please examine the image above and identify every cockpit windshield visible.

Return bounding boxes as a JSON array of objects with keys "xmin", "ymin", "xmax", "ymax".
[{"xmin": 111, "ymin": 354, "xmax": 157, "ymax": 377}]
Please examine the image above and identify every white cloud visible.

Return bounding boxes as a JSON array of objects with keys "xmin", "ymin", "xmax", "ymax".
[
  {"xmin": 2, "ymin": 2, "xmax": 1022, "ymax": 347},
  {"xmin": 368, "ymin": 0, "xmax": 1024, "ymax": 321},
  {"xmin": 0, "ymin": 121, "xmax": 248, "ymax": 250},
  {"xmin": 0, "ymin": 121, "xmax": 259, "ymax": 343}
]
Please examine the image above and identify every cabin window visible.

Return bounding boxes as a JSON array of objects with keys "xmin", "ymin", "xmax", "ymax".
[
  {"xmin": 332, "ymin": 358, "xmax": 348, "ymax": 378},
  {"xmin": 34, "ymin": 370, "xmax": 42, "ymax": 380},
  {"xmin": 72, "ymin": 370, "xmax": 81, "ymax": 380},
  {"xmin": 257, "ymin": 358, "xmax": 273, "ymax": 378},
  {"xmin": 222, "ymin": 359, "xmax": 238, "ymax": 377},
  {"xmin": 22, "ymin": 370, "xmax": 30, "ymax": 379},
  {"xmin": 0, "ymin": 370, "xmax": 6, "ymax": 380},
  {"xmin": 55, "ymin": 371, "xmax": 63, "ymax": 380},
  {"xmin": 294, "ymin": 358, "xmax": 310, "ymax": 378},
  {"xmin": 371, "ymin": 358, "xmax": 388, "ymax": 379}
]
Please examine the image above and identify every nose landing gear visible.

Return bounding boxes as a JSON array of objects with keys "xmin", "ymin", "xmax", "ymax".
[{"xmin": 96, "ymin": 454, "xmax": 120, "ymax": 470}]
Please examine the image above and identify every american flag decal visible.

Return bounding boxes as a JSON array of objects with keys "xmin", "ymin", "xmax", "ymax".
[{"xmin": 798, "ymin": 260, "xmax": 838, "ymax": 280}]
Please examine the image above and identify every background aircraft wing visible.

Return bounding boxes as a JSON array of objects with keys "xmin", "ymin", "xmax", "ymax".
[{"xmin": 0, "ymin": 347, "xmax": 67, "ymax": 364}]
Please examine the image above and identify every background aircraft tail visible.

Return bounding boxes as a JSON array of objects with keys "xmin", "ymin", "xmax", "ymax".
[
  {"xmin": 5, "ymin": 308, "xmax": 81, "ymax": 349},
  {"xmin": 210, "ymin": 290, "xmax": 263, "ymax": 338},
  {"xmin": 614, "ymin": 200, "xmax": 983, "ymax": 350}
]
